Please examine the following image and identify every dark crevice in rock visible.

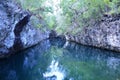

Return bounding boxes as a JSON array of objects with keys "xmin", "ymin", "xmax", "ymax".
[
  {"xmin": 49, "ymin": 30, "xmax": 57, "ymax": 38},
  {"xmin": 102, "ymin": 13, "xmax": 120, "ymax": 22},
  {"xmin": 0, "ymin": 0, "xmax": 49, "ymax": 58},
  {"xmin": 49, "ymin": 30, "xmax": 66, "ymax": 40},
  {"xmin": 14, "ymin": 15, "xmax": 31, "ymax": 36},
  {"xmin": 12, "ymin": 14, "xmax": 31, "ymax": 52}
]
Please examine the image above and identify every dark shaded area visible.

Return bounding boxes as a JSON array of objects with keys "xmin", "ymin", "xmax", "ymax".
[
  {"xmin": 49, "ymin": 36, "xmax": 66, "ymax": 48},
  {"xmin": 0, "ymin": 40, "xmax": 51, "ymax": 80},
  {"xmin": 49, "ymin": 30, "xmax": 57, "ymax": 38},
  {"xmin": 12, "ymin": 14, "xmax": 31, "ymax": 52},
  {"xmin": 14, "ymin": 15, "xmax": 31, "ymax": 36}
]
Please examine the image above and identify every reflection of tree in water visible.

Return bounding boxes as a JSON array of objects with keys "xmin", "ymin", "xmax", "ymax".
[
  {"xmin": 61, "ymin": 41, "xmax": 120, "ymax": 80},
  {"xmin": 0, "ymin": 40, "xmax": 51, "ymax": 80},
  {"xmin": 0, "ymin": 39, "xmax": 120, "ymax": 80}
]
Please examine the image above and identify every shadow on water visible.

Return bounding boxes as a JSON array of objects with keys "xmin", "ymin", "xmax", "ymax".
[{"xmin": 0, "ymin": 38, "xmax": 120, "ymax": 80}]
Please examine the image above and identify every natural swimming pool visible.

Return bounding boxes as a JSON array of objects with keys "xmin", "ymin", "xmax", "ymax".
[{"xmin": 0, "ymin": 38, "xmax": 120, "ymax": 80}]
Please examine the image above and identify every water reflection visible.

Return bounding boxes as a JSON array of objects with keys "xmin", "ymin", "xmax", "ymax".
[
  {"xmin": 0, "ymin": 39, "xmax": 120, "ymax": 80},
  {"xmin": 43, "ymin": 60, "xmax": 65, "ymax": 80},
  {"xmin": 107, "ymin": 57, "xmax": 120, "ymax": 70}
]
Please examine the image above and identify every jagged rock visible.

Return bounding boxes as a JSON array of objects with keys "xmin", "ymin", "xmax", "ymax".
[
  {"xmin": 65, "ymin": 15, "xmax": 120, "ymax": 52},
  {"xmin": 0, "ymin": 0, "xmax": 49, "ymax": 58}
]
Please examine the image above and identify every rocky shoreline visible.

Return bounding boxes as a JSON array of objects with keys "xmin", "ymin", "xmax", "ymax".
[
  {"xmin": 65, "ymin": 14, "xmax": 120, "ymax": 52},
  {"xmin": 0, "ymin": 0, "xmax": 120, "ymax": 58}
]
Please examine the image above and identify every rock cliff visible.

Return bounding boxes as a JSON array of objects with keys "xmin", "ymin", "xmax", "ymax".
[
  {"xmin": 65, "ymin": 14, "xmax": 120, "ymax": 52},
  {"xmin": 0, "ymin": 0, "xmax": 49, "ymax": 58}
]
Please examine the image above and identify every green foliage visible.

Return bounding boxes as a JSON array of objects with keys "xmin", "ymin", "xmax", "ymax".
[
  {"xmin": 60, "ymin": 0, "xmax": 120, "ymax": 34},
  {"xmin": 45, "ymin": 15, "xmax": 56, "ymax": 30},
  {"xmin": 16, "ymin": 0, "xmax": 120, "ymax": 34},
  {"xmin": 16, "ymin": 0, "xmax": 56, "ymax": 31}
]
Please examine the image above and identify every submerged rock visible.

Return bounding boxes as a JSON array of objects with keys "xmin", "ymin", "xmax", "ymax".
[
  {"xmin": 0, "ymin": 0, "xmax": 49, "ymax": 58},
  {"xmin": 65, "ymin": 15, "xmax": 120, "ymax": 52}
]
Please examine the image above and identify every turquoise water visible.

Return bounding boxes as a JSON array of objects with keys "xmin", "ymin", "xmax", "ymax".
[{"xmin": 0, "ymin": 39, "xmax": 120, "ymax": 80}]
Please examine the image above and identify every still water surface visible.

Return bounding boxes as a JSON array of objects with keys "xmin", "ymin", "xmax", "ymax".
[{"xmin": 0, "ymin": 39, "xmax": 120, "ymax": 80}]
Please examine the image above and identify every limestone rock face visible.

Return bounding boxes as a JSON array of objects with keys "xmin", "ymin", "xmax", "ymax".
[
  {"xmin": 0, "ymin": 0, "xmax": 49, "ymax": 58},
  {"xmin": 65, "ymin": 15, "xmax": 120, "ymax": 52}
]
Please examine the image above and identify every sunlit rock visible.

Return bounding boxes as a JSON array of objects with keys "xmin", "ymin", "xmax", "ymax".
[
  {"xmin": 0, "ymin": 0, "xmax": 49, "ymax": 58},
  {"xmin": 66, "ymin": 15, "xmax": 120, "ymax": 52}
]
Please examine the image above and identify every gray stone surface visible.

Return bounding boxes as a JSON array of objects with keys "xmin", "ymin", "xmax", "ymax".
[
  {"xmin": 0, "ymin": 0, "xmax": 49, "ymax": 58},
  {"xmin": 65, "ymin": 15, "xmax": 120, "ymax": 52}
]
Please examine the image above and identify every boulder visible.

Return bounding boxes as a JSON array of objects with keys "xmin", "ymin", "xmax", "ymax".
[{"xmin": 0, "ymin": 0, "xmax": 49, "ymax": 58}]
